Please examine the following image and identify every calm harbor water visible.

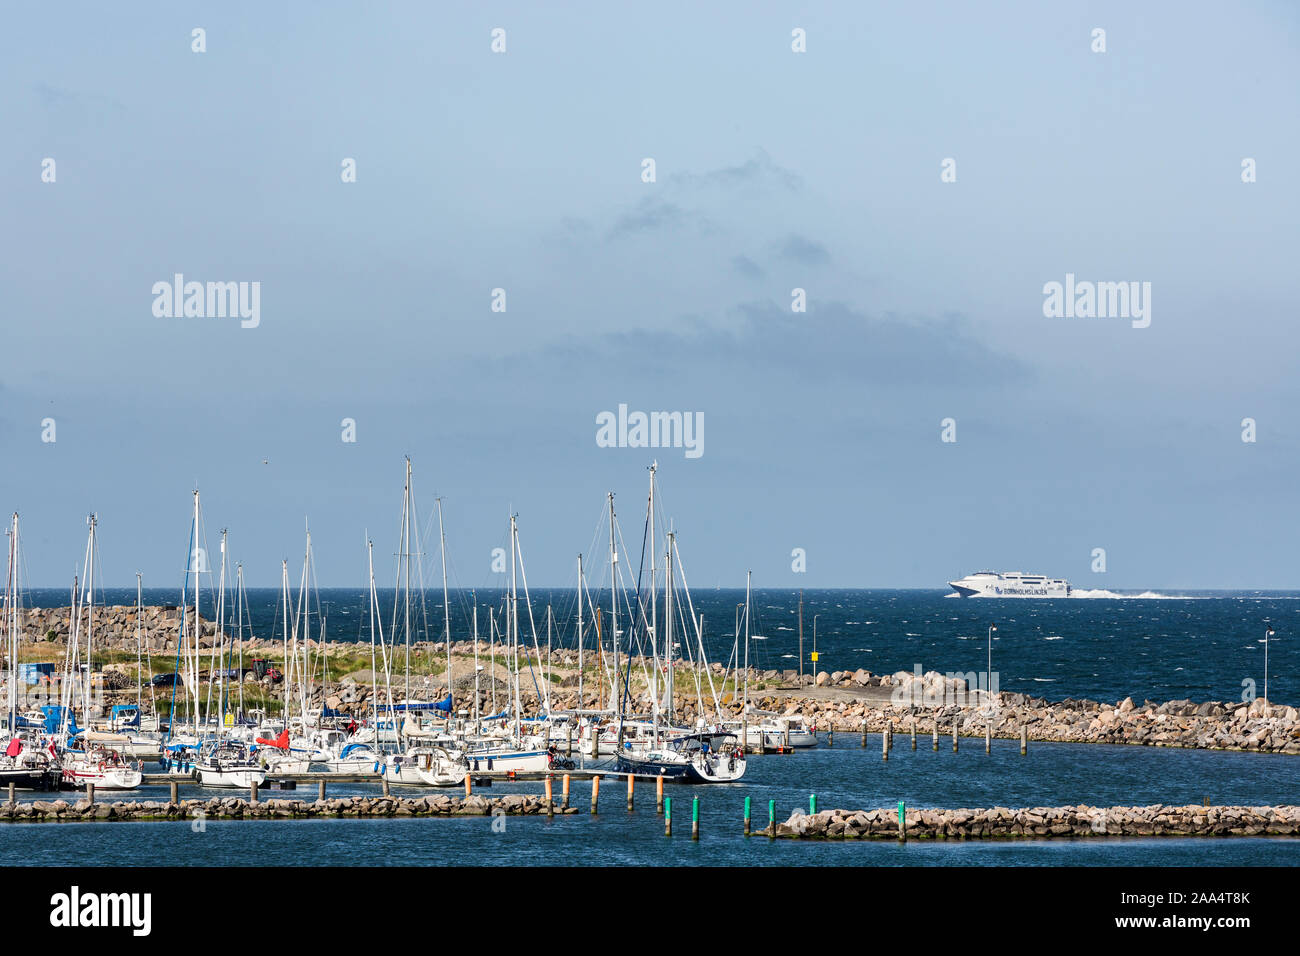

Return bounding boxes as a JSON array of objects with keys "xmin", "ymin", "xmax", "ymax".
[{"xmin": 3, "ymin": 736, "xmax": 1296, "ymax": 866}]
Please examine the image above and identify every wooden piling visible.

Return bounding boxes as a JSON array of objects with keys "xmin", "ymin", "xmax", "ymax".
[
  {"xmin": 545, "ymin": 774, "xmax": 554, "ymax": 815},
  {"xmin": 827, "ymin": 725, "xmax": 834, "ymax": 747},
  {"xmin": 882, "ymin": 730, "xmax": 888, "ymax": 761},
  {"xmin": 86, "ymin": 782, "xmax": 95, "ymax": 806},
  {"xmin": 464, "ymin": 774, "xmax": 472, "ymax": 797},
  {"xmin": 767, "ymin": 799, "xmax": 775, "ymax": 838},
  {"xmin": 382, "ymin": 776, "xmax": 390, "ymax": 797},
  {"xmin": 860, "ymin": 721, "xmax": 867, "ymax": 747},
  {"xmin": 986, "ymin": 722, "xmax": 992, "ymax": 754},
  {"xmin": 566, "ymin": 723, "xmax": 573, "ymax": 758},
  {"xmin": 590, "ymin": 724, "xmax": 599, "ymax": 758},
  {"xmin": 318, "ymin": 780, "xmax": 327, "ymax": 802},
  {"xmin": 911, "ymin": 719, "xmax": 917, "ymax": 751},
  {"xmin": 932, "ymin": 723, "xmax": 939, "ymax": 751},
  {"xmin": 656, "ymin": 775, "xmax": 664, "ymax": 814},
  {"xmin": 562, "ymin": 773, "xmax": 571, "ymax": 809},
  {"xmin": 249, "ymin": 781, "xmax": 258, "ymax": 805},
  {"xmin": 691, "ymin": 796, "xmax": 699, "ymax": 841},
  {"xmin": 898, "ymin": 800, "xmax": 906, "ymax": 843},
  {"xmin": 743, "ymin": 796, "xmax": 751, "ymax": 836},
  {"xmin": 953, "ymin": 720, "xmax": 959, "ymax": 752},
  {"xmin": 1020, "ymin": 724, "xmax": 1028, "ymax": 755},
  {"xmin": 664, "ymin": 796, "xmax": 672, "ymax": 837},
  {"xmin": 170, "ymin": 781, "xmax": 179, "ymax": 804},
  {"xmin": 6, "ymin": 783, "xmax": 13, "ymax": 806},
  {"xmin": 627, "ymin": 772, "xmax": 634, "ymax": 812},
  {"xmin": 590, "ymin": 774, "xmax": 601, "ymax": 814}
]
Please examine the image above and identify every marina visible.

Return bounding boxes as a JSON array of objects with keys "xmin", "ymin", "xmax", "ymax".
[{"xmin": 0, "ymin": 731, "xmax": 1295, "ymax": 866}]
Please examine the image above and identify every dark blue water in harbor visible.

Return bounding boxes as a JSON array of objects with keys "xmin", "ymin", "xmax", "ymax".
[
  {"xmin": 32, "ymin": 588, "xmax": 1300, "ymax": 707},
  {"xmin": 2, "ymin": 736, "xmax": 1296, "ymax": 866}
]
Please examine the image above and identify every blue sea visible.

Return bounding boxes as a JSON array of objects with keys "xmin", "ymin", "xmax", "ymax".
[
  {"xmin": 13, "ymin": 588, "xmax": 1295, "ymax": 866},
  {"xmin": 35, "ymin": 587, "xmax": 1300, "ymax": 706}
]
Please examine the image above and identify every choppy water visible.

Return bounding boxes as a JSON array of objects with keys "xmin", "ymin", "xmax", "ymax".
[{"xmin": 34, "ymin": 587, "xmax": 1300, "ymax": 706}]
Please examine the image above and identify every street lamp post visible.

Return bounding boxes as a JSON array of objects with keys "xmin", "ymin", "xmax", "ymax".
[
  {"xmin": 1264, "ymin": 621, "xmax": 1275, "ymax": 705},
  {"xmin": 987, "ymin": 625, "xmax": 997, "ymax": 704},
  {"xmin": 812, "ymin": 614, "xmax": 820, "ymax": 680}
]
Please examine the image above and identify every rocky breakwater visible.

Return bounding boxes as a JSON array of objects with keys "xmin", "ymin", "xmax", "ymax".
[
  {"xmin": 2, "ymin": 793, "xmax": 573, "ymax": 823},
  {"xmin": 755, "ymin": 670, "xmax": 1300, "ymax": 755},
  {"xmin": 20, "ymin": 604, "xmax": 214, "ymax": 651},
  {"xmin": 774, "ymin": 804, "xmax": 1300, "ymax": 840}
]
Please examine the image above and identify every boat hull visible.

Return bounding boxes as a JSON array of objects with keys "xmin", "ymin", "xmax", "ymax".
[
  {"xmin": 197, "ymin": 766, "xmax": 267, "ymax": 788},
  {"xmin": 0, "ymin": 768, "xmax": 59, "ymax": 791},
  {"xmin": 61, "ymin": 768, "xmax": 143, "ymax": 790},
  {"xmin": 465, "ymin": 750, "xmax": 550, "ymax": 775}
]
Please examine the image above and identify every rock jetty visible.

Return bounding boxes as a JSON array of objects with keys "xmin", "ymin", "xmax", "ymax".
[
  {"xmin": 1, "ymin": 793, "xmax": 572, "ymax": 823},
  {"xmin": 774, "ymin": 804, "xmax": 1300, "ymax": 839},
  {"xmin": 16, "ymin": 605, "xmax": 1299, "ymax": 756}
]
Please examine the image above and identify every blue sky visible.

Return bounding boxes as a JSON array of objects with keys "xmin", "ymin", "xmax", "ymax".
[{"xmin": 2, "ymin": 1, "xmax": 1298, "ymax": 588}]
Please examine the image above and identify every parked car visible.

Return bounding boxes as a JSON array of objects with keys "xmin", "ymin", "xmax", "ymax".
[
  {"xmin": 149, "ymin": 672, "xmax": 184, "ymax": 688},
  {"xmin": 197, "ymin": 668, "xmax": 242, "ymax": 683}
]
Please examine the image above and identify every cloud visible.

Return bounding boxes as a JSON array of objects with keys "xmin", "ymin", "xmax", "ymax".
[
  {"xmin": 603, "ymin": 151, "xmax": 801, "ymax": 240},
  {"xmin": 732, "ymin": 255, "xmax": 765, "ymax": 279},
  {"xmin": 776, "ymin": 235, "xmax": 830, "ymax": 266},
  {"xmin": 668, "ymin": 150, "xmax": 803, "ymax": 192},
  {"xmin": 607, "ymin": 197, "xmax": 697, "ymax": 239},
  {"xmin": 487, "ymin": 300, "xmax": 1031, "ymax": 389}
]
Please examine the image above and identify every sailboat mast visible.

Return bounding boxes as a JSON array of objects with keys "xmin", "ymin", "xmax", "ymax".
[
  {"xmin": 488, "ymin": 609, "xmax": 497, "ymax": 717},
  {"xmin": 235, "ymin": 564, "xmax": 245, "ymax": 720},
  {"xmin": 798, "ymin": 589, "xmax": 804, "ymax": 688},
  {"xmin": 403, "ymin": 459, "xmax": 412, "ymax": 707},
  {"xmin": 135, "ymin": 570, "xmax": 143, "ymax": 714},
  {"xmin": 84, "ymin": 513, "xmax": 96, "ymax": 721},
  {"xmin": 6, "ymin": 514, "xmax": 18, "ymax": 733},
  {"xmin": 510, "ymin": 515, "xmax": 522, "ymax": 742},
  {"xmin": 209, "ymin": 529, "xmax": 228, "ymax": 733},
  {"xmin": 366, "ymin": 539, "xmax": 378, "ymax": 744},
  {"xmin": 607, "ymin": 493, "xmax": 618, "ymax": 711},
  {"xmin": 576, "ymin": 555, "xmax": 584, "ymax": 715},
  {"xmin": 472, "ymin": 598, "xmax": 480, "ymax": 728},
  {"xmin": 299, "ymin": 525, "xmax": 312, "ymax": 729},
  {"xmin": 665, "ymin": 531, "xmax": 674, "ymax": 726},
  {"xmin": 743, "ymin": 570, "xmax": 751, "ymax": 738},
  {"xmin": 436, "ymin": 496, "xmax": 452, "ymax": 718},
  {"xmin": 190, "ymin": 493, "xmax": 201, "ymax": 729},
  {"xmin": 280, "ymin": 560, "xmax": 290, "ymax": 722},
  {"xmin": 648, "ymin": 465, "xmax": 657, "ymax": 735}
]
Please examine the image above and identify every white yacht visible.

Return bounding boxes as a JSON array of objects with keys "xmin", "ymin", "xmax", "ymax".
[{"xmin": 948, "ymin": 571, "xmax": 1070, "ymax": 598}]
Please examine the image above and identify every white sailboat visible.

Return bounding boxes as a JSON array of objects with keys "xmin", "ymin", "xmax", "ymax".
[
  {"xmin": 194, "ymin": 527, "xmax": 265, "ymax": 788},
  {"xmin": 1, "ymin": 514, "xmax": 61, "ymax": 791},
  {"xmin": 463, "ymin": 515, "xmax": 552, "ymax": 775}
]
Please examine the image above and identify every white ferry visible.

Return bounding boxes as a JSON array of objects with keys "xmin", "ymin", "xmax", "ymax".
[{"xmin": 948, "ymin": 571, "xmax": 1070, "ymax": 598}]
